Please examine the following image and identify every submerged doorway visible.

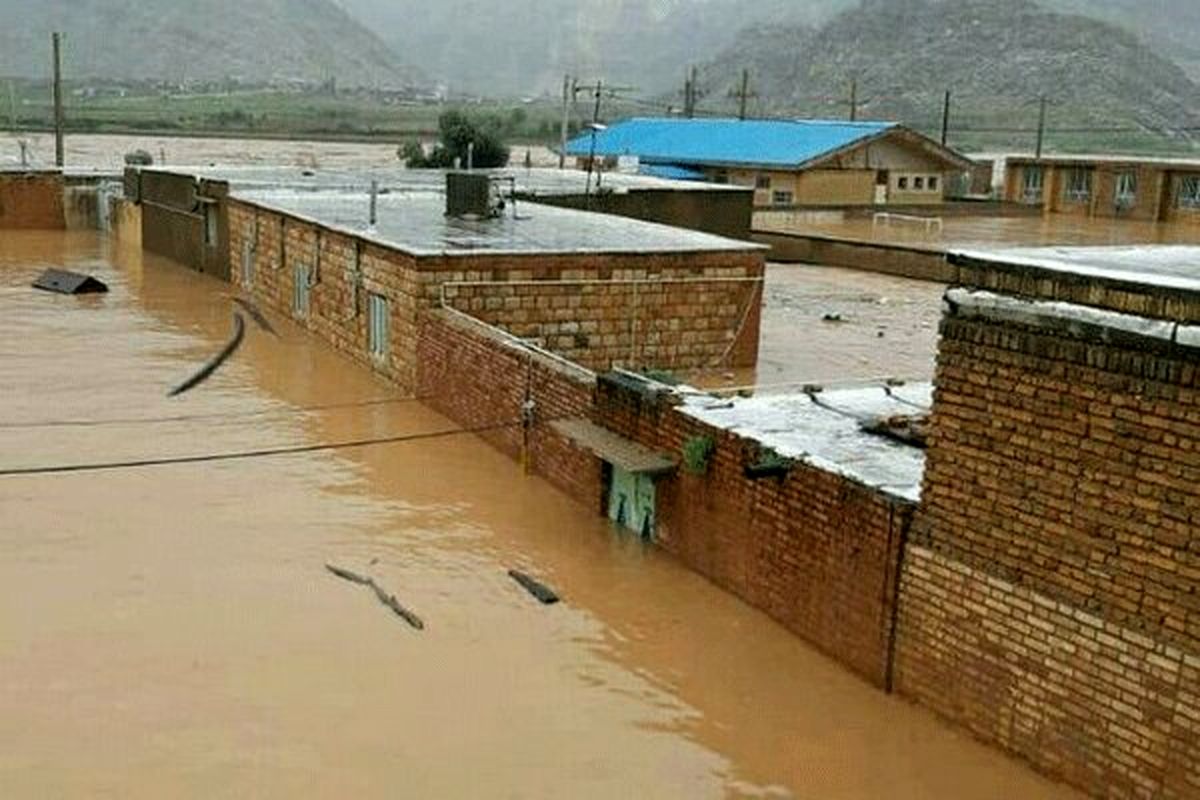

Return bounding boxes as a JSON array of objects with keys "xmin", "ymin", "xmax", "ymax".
[{"xmin": 607, "ymin": 464, "xmax": 656, "ymax": 540}]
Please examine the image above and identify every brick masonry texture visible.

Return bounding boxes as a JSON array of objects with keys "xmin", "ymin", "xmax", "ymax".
[
  {"xmin": 227, "ymin": 200, "xmax": 764, "ymax": 394},
  {"xmin": 0, "ymin": 172, "xmax": 65, "ymax": 229},
  {"xmin": 595, "ymin": 376, "xmax": 915, "ymax": 688},
  {"xmin": 416, "ymin": 310, "xmax": 601, "ymax": 508},
  {"xmin": 894, "ymin": 306, "xmax": 1200, "ymax": 798}
]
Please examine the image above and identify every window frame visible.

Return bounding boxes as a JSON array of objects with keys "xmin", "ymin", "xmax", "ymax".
[
  {"xmin": 293, "ymin": 262, "xmax": 311, "ymax": 319},
  {"xmin": 1064, "ymin": 168, "xmax": 1093, "ymax": 203},
  {"xmin": 771, "ymin": 190, "xmax": 794, "ymax": 206},
  {"xmin": 1114, "ymin": 171, "xmax": 1137, "ymax": 208},
  {"xmin": 1177, "ymin": 174, "xmax": 1200, "ymax": 209},
  {"xmin": 367, "ymin": 292, "xmax": 390, "ymax": 360}
]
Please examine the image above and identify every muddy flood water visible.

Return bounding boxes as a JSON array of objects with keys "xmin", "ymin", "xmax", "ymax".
[
  {"xmin": 757, "ymin": 210, "xmax": 1200, "ymax": 249},
  {"xmin": 0, "ymin": 231, "xmax": 1082, "ymax": 798}
]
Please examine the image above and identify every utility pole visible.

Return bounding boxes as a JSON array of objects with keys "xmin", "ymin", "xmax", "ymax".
[
  {"xmin": 849, "ymin": 78, "xmax": 858, "ymax": 122},
  {"xmin": 7, "ymin": 80, "xmax": 15, "ymax": 133},
  {"xmin": 584, "ymin": 79, "xmax": 604, "ymax": 207},
  {"xmin": 1035, "ymin": 96, "xmax": 1047, "ymax": 159},
  {"xmin": 729, "ymin": 69, "xmax": 756, "ymax": 121},
  {"xmin": 52, "ymin": 32, "xmax": 65, "ymax": 167},
  {"xmin": 940, "ymin": 90, "xmax": 952, "ymax": 147},
  {"xmin": 684, "ymin": 65, "xmax": 702, "ymax": 119},
  {"xmin": 558, "ymin": 74, "xmax": 572, "ymax": 169}
]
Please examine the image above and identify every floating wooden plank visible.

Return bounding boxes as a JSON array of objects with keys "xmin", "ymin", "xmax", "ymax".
[
  {"xmin": 551, "ymin": 418, "xmax": 676, "ymax": 475},
  {"xmin": 325, "ymin": 563, "xmax": 373, "ymax": 586},
  {"xmin": 508, "ymin": 569, "xmax": 560, "ymax": 605}
]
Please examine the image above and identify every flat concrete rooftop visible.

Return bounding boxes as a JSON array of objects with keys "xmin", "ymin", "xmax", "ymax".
[
  {"xmin": 150, "ymin": 165, "xmax": 745, "ymax": 196},
  {"xmin": 235, "ymin": 186, "xmax": 761, "ymax": 257},
  {"xmin": 951, "ymin": 245, "xmax": 1200, "ymax": 293},
  {"xmin": 679, "ymin": 382, "xmax": 931, "ymax": 502}
]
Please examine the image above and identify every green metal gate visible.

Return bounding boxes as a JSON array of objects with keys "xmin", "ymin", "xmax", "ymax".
[{"xmin": 607, "ymin": 465, "xmax": 656, "ymax": 540}]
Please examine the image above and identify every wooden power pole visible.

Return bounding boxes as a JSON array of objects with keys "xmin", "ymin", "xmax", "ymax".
[
  {"xmin": 558, "ymin": 74, "xmax": 572, "ymax": 169},
  {"xmin": 849, "ymin": 78, "xmax": 858, "ymax": 122},
  {"xmin": 729, "ymin": 69, "xmax": 756, "ymax": 121},
  {"xmin": 1035, "ymin": 96, "xmax": 1047, "ymax": 159},
  {"xmin": 52, "ymin": 32, "xmax": 64, "ymax": 167}
]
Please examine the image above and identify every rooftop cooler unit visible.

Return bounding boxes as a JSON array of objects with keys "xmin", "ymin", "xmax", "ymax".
[{"xmin": 445, "ymin": 172, "xmax": 509, "ymax": 219}]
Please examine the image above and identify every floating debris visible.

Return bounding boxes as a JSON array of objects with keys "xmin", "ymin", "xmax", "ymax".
[
  {"xmin": 370, "ymin": 582, "xmax": 425, "ymax": 630},
  {"xmin": 508, "ymin": 569, "xmax": 560, "ymax": 605},
  {"xmin": 232, "ymin": 297, "xmax": 277, "ymax": 335},
  {"xmin": 325, "ymin": 563, "xmax": 373, "ymax": 586},
  {"xmin": 32, "ymin": 269, "xmax": 108, "ymax": 295},
  {"xmin": 325, "ymin": 563, "xmax": 424, "ymax": 631},
  {"xmin": 168, "ymin": 313, "xmax": 245, "ymax": 397}
]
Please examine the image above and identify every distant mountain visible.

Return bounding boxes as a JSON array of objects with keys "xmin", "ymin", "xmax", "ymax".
[
  {"xmin": 335, "ymin": 0, "xmax": 845, "ymax": 96},
  {"xmin": 692, "ymin": 0, "xmax": 1200, "ymax": 146},
  {"xmin": 336, "ymin": 0, "xmax": 1200, "ymax": 96},
  {"xmin": 0, "ymin": 0, "xmax": 422, "ymax": 87}
]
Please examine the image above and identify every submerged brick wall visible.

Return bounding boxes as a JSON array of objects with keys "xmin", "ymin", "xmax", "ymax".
[
  {"xmin": 596, "ymin": 376, "xmax": 914, "ymax": 688},
  {"xmin": 228, "ymin": 199, "xmax": 765, "ymax": 394},
  {"xmin": 0, "ymin": 171, "xmax": 65, "ymax": 229},
  {"xmin": 894, "ymin": 292, "xmax": 1200, "ymax": 798},
  {"xmin": 228, "ymin": 200, "xmax": 421, "ymax": 391},
  {"xmin": 416, "ymin": 309, "xmax": 600, "ymax": 507}
]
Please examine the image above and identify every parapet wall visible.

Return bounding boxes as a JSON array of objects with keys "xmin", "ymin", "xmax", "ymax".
[
  {"xmin": 0, "ymin": 171, "xmax": 65, "ymax": 229},
  {"xmin": 416, "ymin": 309, "xmax": 600, "ymax": 507},
  {"xmin": 228, "ymin": 199, "xmax": 764, "ymax": 393},
  {"xmin": 595, "ymin": 376, "xmax": 915, "ymax": 688},
  {"xmin": 894, "ymin": 286, "xmax": 1200, "ymax": 798}
]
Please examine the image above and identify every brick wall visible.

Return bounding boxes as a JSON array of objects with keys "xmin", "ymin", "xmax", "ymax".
[
  {"xmin": 596, "ymin": 376, "xmax": 914, "ymax": 688},
  {"xmin": 229, "ymin": 200, "xmax": 422, "ymax": 392},
  {"xmin": 441, "ymin": 272, "xmax": 762, "ymax": 372},
  {"xmin": 228, "ymin": 199, "xmax": 764, "ymax": 393},
  {"xmin": 0, "ymin": 172, "xmax": 65, "ymax": 229},
  {"xmin": 416, "ymin": 309, "xmax": 601, "ymax": 507},
  {"xmin": 894, "ymin": 296, "xmax": 1200, "ymax": 798}
]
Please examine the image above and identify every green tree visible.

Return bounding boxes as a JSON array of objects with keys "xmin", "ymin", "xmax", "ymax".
[{"xmin": 399, "ymin": 110, "xmax": 510, "ymax": 169}]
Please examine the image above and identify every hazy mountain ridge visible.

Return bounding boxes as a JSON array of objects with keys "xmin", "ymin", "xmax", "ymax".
[
  {"xmin": 0, "ymin": 0, "xmax": 422, "ymax": 87},
  {"xmin": 691, "ymin": 0, "xmax": 1200, "ymax": 146},
  {"xmin": 337, "ymin": 0, "xmax": 1200, "ymax": 95}
]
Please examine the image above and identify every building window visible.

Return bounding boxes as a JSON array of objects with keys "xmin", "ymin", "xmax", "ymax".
[
  {"xmin": 714, "ymin": 171, "xmax": 730, "ymax": 185},
  {"xmin": 914, "ymin": 177, "xmax": 925, "ymax": 190},
  {"xmin": 204, "ymin": 204, "xmax": 219, "ymax": 247},
  {"xmin": 1177, "ymin": 175, "xmax": 1200, "ymax": 209},
  {"xmin": 928, "ymin": 176, "xmax": 939, "ymax": 192},
  {"xmin": 1022, "ymin": 167, "xmax": 1044, "ymax": 204},
  {"xmin": 293, "ymin": 262, "xmax": 311, "ymax": 318},
  {"xmin": 898, "ymin": 177, "xmax": 909, "ymax": 190},
  {"xmin": 241, "ymin": 239, "xmax": 255, "ymax": 287},
  {"xmin": 368, "ymin": 292, "xmax": 389, "ymax": 360},
  {"xmin": 1115, "ymin": 172, "xmax": 1137, "ymax": 208},
  {"xmin": 755, "ymin": 174, "xmax": 771, "ymax": 190},
  {"xmin": 772, "ymin": 190, "xmax": 793, "ymax": 206},
  {"xmin": 1064, "ymin": 168, "xmax": 1092, "ymax": 203}
]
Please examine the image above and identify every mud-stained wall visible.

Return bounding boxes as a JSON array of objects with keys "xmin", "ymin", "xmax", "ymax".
[
  {"xmin": 754, "ymin": 231, "xmax": 956, "ymax": 283},
  {"xmin": 229, "ymin": 201, "xmax": 422, "ymax": 392},
  {"xmin": 110, "ymin": 199, "xmax": 143, "ymax": 248},
  {"xmin": 229, "ymin": 199, "xmax": 765, "ymax": 393},
  {"xmin": 416, "ymin": 310, "xmax": 601, "ymax": 507},
  {"xmin": 893, "ymin": 280, "xmax": 1200, "ymax": 798},
  {"xmin": 0, "ymin": 171, "xmax": 65, "ymax": 229},
  {"xmin": 135, "ymin": 170, "xmax": 231, "ymax": 279},
  {"xmin": 594, "ymin": 376, "xmax": 914, "ymax": 688},
  {"xmin": 519, "ymin": 190, "xmax": 753, "ymax": 241}
]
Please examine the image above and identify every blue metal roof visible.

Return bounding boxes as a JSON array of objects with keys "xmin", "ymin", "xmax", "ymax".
[
  {"xmin": 636, "ymin": 163, "xmax": 707, "ymax": 181},
  {"xmin": 565, "ymin": 118, "xmax": 897, "ymax": 169}
]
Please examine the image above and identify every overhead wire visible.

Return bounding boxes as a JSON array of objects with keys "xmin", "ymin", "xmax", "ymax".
[{"xmin": 0, "ymin": 420, "xmax": 520, "ymax": 478}]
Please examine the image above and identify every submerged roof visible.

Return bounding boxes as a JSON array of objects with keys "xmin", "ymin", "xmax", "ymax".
[
  {"xmin": 679, "ymin": 382, "xmax": 932, "ymax": 502},
  {"xmin": 951, "ymin": 245, "xmax": 1200, "ymax": 293},
  {"xmin": 235, "ymin": 187, "xmax": 761, "ymax": 258},
  {"xmin": 565, "ymin": 117, "xmax": 966, "ymax": 171}
]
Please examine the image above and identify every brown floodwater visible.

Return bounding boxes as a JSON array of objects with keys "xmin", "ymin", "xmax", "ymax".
[
  {"xmin": 756, "ymin": 209, "xmax": 1200, "ymax": 249},
  {"xmin": 4, "ymin": 132, "xmax": 560, "ymax": 171},
  {"xmin": 687, "ymin": 263, "xmax": 946, "ymax": 392},
  {"xmin": 0, "ymin": 231, "xmax": 1082, "ymax": 799}
]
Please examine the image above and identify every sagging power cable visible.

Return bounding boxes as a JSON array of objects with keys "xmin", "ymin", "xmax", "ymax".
[
  {"xmin": 0, "ymin": 421, "xmax": 518, "ymax": 478},
  {"xmin": 0, "ymin": 396, "xmax": 424, "ymax": 430}
]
